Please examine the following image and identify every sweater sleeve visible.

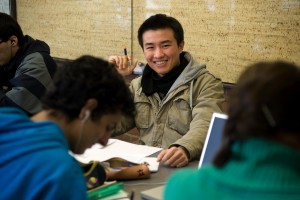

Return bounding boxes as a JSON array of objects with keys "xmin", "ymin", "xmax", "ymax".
[{"xmin": 1, "ymin": 52, "xmax": 55, "ymax": 115}]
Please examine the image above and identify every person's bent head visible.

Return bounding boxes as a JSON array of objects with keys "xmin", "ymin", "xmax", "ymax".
[
  {"xmin": 214, "ymin": 61, "xmax": 300, "ymax": 166},
  {"xmin": 137, "ymin": 13, "xmax": 184, "ymax": 49},
  {"xmin": 41, "ymin": 55, "xmax": 135, "ymax": 154}
]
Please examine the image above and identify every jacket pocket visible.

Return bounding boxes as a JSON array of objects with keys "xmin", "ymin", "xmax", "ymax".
[
  {"xmin": 134, "ymin": 97, "xmax": 151, "ymax": 129},
  {"xmin": 167, "ymin": 95, "xmax": 192, "ymax": 135}
]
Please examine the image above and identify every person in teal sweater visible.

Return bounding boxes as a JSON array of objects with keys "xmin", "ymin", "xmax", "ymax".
[{"xmin": 164, "ymin": 61, "xmax": 300, "ymax": 200}]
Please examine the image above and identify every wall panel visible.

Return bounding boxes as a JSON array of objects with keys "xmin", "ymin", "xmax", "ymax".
[{"xmin": 17, "ymin": 0, "xmax": 300, "ymax": 82}]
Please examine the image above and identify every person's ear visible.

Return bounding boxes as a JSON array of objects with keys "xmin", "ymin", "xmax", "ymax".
[
  {"xmin": 9, "ymin": 35, "xmax": 18, "ymax": 47},
  {"xmin": 178, "ymin": 41, "xmax": 185, "ymax": 52},
  {"xmin": 79, "ymin": 98, "xmax": 98, "ymax": 121},
  {"xmin": 81, "ymin": 110, "xmax": 91, "ymax": 123}
]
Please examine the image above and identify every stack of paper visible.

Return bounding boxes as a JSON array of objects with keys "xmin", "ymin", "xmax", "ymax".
[{"xmin": 72, "ymin": 139, "xmax": 162, "ymax": 172}]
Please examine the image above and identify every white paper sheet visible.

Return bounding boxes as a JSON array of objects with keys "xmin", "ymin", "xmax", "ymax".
[{"xmin": 72, "ymin": 139, "xmax": 162, "ymax": 172}]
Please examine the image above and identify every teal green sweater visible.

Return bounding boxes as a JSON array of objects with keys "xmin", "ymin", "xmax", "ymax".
[{"xmin": 165, "ymin": 139, "xmax": 300, "ymax": 200}]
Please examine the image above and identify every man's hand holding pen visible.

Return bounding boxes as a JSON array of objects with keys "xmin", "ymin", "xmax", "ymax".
[{"xmin": 108, "ymin": 48, "xmax": 138, "ymax": 76}]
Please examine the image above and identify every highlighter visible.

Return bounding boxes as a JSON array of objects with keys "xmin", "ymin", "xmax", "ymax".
[{"xmin": 87, "ymin": 182, "xmax": 123, "ymax": 200}]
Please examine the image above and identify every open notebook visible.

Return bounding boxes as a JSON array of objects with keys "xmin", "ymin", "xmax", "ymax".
[
  {"xmin": 140, "ymin": 112, "xmax": 228, "ymax": 200},
  {"xmin": 72, "ymin": 139, "xmax": 161, "ymax": 172}
]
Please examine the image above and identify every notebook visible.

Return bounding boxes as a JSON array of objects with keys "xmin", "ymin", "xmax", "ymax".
[
  {"xmin": 140, "ymin": 185, "xmax": 164, "ymax": 200},
  {"xmin": 198, "ymin": 112, "xmax": 228, "ymax": 168}
]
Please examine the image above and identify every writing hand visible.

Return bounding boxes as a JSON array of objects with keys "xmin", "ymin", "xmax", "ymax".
[
  {"xmin": 156, "ymin": 146, "xmax": 189, "ymax": 168},
  {"xmin": 108, "ymin": 55, "xmax": 138, "ymax": 76}
]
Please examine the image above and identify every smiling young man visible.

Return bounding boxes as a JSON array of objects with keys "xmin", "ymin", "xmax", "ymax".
[{"xmin": 109, "ymin": 14, "xmax": 224, "ymax": 168}]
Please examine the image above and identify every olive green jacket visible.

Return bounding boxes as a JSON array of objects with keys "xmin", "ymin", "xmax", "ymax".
[{"xmin": 114, "ymin": 52, "xmax": 224, "ymax": 160}]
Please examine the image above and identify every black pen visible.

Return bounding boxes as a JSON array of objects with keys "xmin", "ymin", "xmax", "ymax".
[
  {"xmin": 130, "ymin": 191, "xmax": 135, "ymax": 200},
  {"xmin": 123, "ymin": 48, "xmax": 131, "ymax": 68}
]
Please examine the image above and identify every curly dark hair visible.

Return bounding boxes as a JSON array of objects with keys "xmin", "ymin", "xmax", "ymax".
[
  {"xmin": 137, "ymin": 13, "xmax": 184, "ymax": 48},
  {"xmin": 213, "ymin": 61, "xmax": 300, "ymax": 167},
  {"xmin": 41, "ymin": 55, "xmax": 135, "ymax": 121}
]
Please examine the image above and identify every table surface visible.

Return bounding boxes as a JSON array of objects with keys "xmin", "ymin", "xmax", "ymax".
[{"xmin": 122, "ymin": 160, "xmax": 199, "ymax": 200}]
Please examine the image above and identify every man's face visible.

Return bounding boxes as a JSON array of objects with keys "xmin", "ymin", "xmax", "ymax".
[
  {"xmin": 0, "ymin": 40, "xmax": 13, "ymax": 67},
  {"xmin": 73, "ymin": 112, "xmax": 123, "ymax": 154},
  {"xmin": 142, "ymin": 28, "xmax": 184, "ymax": 77}
]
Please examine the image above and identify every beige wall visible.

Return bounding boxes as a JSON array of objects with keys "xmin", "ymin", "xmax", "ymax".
[{"xmin": 17, "ymin": 0, "xmax": 300, "ymax": 83}]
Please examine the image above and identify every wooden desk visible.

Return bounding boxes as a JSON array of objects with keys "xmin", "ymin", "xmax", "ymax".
[{"xmin": 122, "ymin": 160, "xmax": 199, "ymax": 200}]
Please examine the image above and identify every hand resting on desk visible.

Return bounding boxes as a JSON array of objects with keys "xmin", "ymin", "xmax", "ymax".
[{"xmin": 156, "ymin": 146, "xmax": 189, "ymax": 168}]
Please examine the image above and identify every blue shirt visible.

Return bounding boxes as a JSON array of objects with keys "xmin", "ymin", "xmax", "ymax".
[{"xmin": 0, "ymin": 107, "xmax": 87, "ymax": 200}]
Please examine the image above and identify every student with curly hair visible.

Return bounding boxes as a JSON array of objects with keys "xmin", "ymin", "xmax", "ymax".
[{"xmin": 0, "ymin": 55, "xmax": 135, "ymax": 199}]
